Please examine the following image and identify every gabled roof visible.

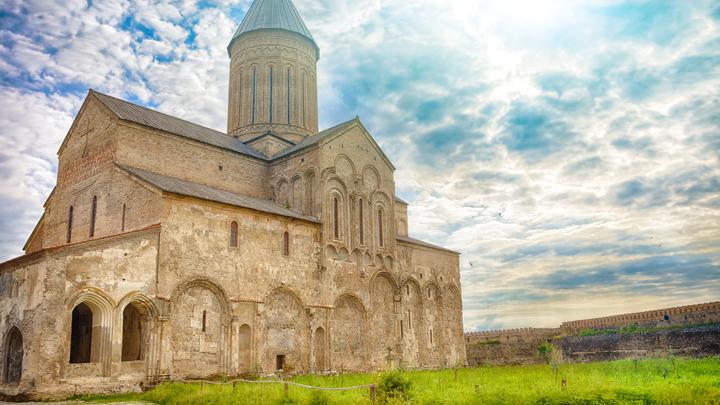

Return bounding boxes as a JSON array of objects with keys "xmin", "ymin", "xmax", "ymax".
[
  {"xmin": 91, "ymin": 90, "xmax": 267, "ymax": 161},
  {"xmin": 397, "ymin": 235, "xmax": 460, "ymax": 255},
  {"xmin": 272, "ymin": 117, "xmax": 357, "ymax": 160},
  {"xmin": 228, "ymin": 0, "xmax": 317, "ymax": 55},
  {"xmin": 271, "ymin": 117, "xmax": 396, "ymax": 170},
  {"xmin": 118, "ymin": 165, "xmax": 319, "ymax": 223}
]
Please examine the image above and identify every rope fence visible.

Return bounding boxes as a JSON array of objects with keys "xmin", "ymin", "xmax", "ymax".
[{"xmin": 166, "ymin": 377, "xmax": 377, "ymax": 402}]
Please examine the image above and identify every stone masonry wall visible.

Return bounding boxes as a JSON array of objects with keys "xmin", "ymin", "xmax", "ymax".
[{"xmin": 466, "ymin": 303, "xmax": 720, "ymax": 366}]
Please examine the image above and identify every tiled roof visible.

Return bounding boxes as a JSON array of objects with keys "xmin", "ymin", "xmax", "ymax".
[
  {"xmin": 91, "ymin": 90, "xmax": 267, "ymax": 160},
  {"xmin": 229, "ymin": 0, "xmax": 316, "ymax": 52},
  {"xmin": 394, "ymin": 196, "xmax": 409, "ymax": 205},
  {"xmin": 119, "ymin": 165, "xmax": 319, "ymax": 223},
  {"xmin": 397, "ymin": 235, "xmax": 459, "ymax": 255}
]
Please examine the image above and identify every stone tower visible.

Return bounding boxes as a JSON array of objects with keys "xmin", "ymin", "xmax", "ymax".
[{"xmin": 227, "ymin": 0, "xmax": 320, "ymax": 156}]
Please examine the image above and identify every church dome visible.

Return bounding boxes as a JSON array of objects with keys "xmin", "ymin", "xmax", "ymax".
[{"xmin": 228, "ymin": 0, "xmax": 317, "ymax": 55}]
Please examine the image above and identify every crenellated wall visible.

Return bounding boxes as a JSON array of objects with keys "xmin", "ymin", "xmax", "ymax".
[
  {"xmin": 560, "ymin": 302, "xmax": 720, "ymax": 333},
  {"xmin": 465, "ymin": 302, "xmax": 720, "ymax": 366}
]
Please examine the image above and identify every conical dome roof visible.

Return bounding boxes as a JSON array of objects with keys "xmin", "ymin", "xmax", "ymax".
[{"xmin": 228, "ymin": 0, "xmax": 317, "ymax": 54}]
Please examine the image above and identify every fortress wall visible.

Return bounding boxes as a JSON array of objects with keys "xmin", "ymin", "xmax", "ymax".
[
  {"xmin": 560, "ymin": 325, "xmax": 720, "ymax": 363},
  {"xmin": 466, "ymin": 302, "xmax": 720, "ymax": 366},
  {"xmin": 560, "ymin": 301, "xmax": 720, "ymax": 334}
]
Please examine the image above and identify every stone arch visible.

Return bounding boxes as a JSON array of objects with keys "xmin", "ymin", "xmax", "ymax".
[
  {"xmin": 325, "ymin": 244, "xmax": 338, "ymax": 260},
  {"xmin": 326, "ymin": 178, "xmax": 348, "ymax": 242},
  {"xmin": 385, "ymin": 255, "xmax": 394, "ymax": 270},
  {"xmin": 369, "ymin": 272, "xmax": 398, "ymax": 369},
  {"xmin": 304, "ymin": 169, "xmax": 318, "ymax": 216},
  {"xmin": 116, "ymin": 292, "xmax": 159, "ymax": 364},
  {"xmin": 332, "ymin": 294, "xmax": 366, "ymax": 372},
  {"xmin": 314, "ymin": 327, "xmax": 326, "ymax": 372},
  {"xmin": 334, "ymin": 155, "xmax": 356, "ymax": 180},
  {"xmin": 169, "ymin": 279, "xmax": 231, "ymax": 377},
  {"xmin": 351, "ymin": 249, "xmax": 362, "ymax": 267},
  {"xmin": 363, "ymin": 252, "xmax": 373, "ymax": 268},
  {"xmin": 374, "ymin": 201, "xmax": 389, "ymax": 249},
  {"xmin": 362, "ymin": 165, "xmax": 381, "ymax": 191},
  {"xmin": 424, "ymin": 282, "xmax": 442, "ymax": 367},
  {"xmin": 291, "ymin": 174, "xmax": 304, "ymax": 211},
  {"xmin": 238, "ymin": 324, "xmax": 252, "ymax": 372},
  {"xmin": 261, "ymin": 287, "xmax": 309, "ymax": 373},
  {"xmin": 3, "ymin": 327, "xmax": 23, "ymax": 383},
  {"xmin": 277, "ymin": 178, "xmax": 290, "ymax": 207},
  {"xmin": 401, "ymin": 278, "xmax": 425, "ymax": 368},
  {"xmin": 441, "ymin": 285, "xmax": 463, "ymax": 367},
  {"xmin": 65, "ymin": 288, "xmax": 114, "ymax": 371},
  {"xmin": 375, "ymin": 254, "xmax": 385, "ymax": 268}
]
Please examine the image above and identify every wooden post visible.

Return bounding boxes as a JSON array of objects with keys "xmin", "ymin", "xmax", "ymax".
[
  {"xmin": 233, "ymin": 381, "xmax": 237, "ymax": 391},
  {"xmin": 284, "ymin": 382, "xmax": 289, "ymax": 397},
  {"xmin": 370, "ymin": 384, "xmax": 376, "ymax": 403}
]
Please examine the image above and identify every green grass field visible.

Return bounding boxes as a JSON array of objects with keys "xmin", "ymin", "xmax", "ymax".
[{"xmin": 78, "ymin": 357, "xmax": 720, "ymax": 404}]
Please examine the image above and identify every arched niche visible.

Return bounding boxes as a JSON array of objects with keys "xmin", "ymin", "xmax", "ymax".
[
  {"xmin": 332, "ymin": 295, "xmax": 366, "ymax": 372},
  {"xmin": 262, "ymin": 288, "xmax": 309, "ymax": 373},
  {"xmin": 170, "ymin": 279, "xmax": 230, "ymax": 377},
  {"xmin": 3, "ymin": 327, "xmax": 23, "ymax": 383}
]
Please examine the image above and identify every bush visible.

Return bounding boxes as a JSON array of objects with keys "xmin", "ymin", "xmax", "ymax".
[
  {"xmin": 377, "ymin": 371, "xmax": 413, "ymax": 404},
  {"xmin": 538, "ymin": 342, "xmax": 554, "ymax": 364}
]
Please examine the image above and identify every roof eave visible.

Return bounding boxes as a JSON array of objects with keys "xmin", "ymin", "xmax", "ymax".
[{"xmin": 227, "ymin": 28, "xmax": 320, "ymax": 60}]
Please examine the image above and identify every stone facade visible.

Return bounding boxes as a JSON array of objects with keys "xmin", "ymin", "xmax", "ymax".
[{"xmin": 0, "ymin": 0, "xmax": 465, "ymax": 399}]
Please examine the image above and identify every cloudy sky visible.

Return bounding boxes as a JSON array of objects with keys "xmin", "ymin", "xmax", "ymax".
[{"xmin": 1, "ymin": 0, "xmax": 719, "ymax": 331}]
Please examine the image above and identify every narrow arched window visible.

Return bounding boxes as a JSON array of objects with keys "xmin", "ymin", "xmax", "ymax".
[
  {"xmin": 230, "ymin": 221, "xmax": 238, "ymax": 248},
  {"xmin": 302, "ymin": 72, "xmax": 306, "ymax": 127},
  {"xmin": 67, "ymin": 206, "xmax": 74, "ymax": 243},
  {"xmin": 333, "ymin": 197, "xmax": 339, "ymax": 239},
  {"xmin": 287, "ymin": 67, "xmax": 292, "ymax": 124},
  {"xmin": 268, "ymin": 65, "xmax": 274, "ymax": 122},
  {"xmin": 359, "ymin": 199, "xmax": 364, "ymax": 245},
  {"xmin": 251, "ymin": 68, "xmax": 257, "ymax": 124},
  {"xmin": 378, "ymin": 209, "xmax": 383, "ymax": 246},
  {"xmin": 283, "ymin": 231, "xmax": 290, "ymax": 256},
  {"xmin": 89, "ymin": 196, "xmax": 97, "ymax": 237}
]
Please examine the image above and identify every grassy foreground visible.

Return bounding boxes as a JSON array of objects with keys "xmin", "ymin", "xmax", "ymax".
[{"xmin": 78, "ymin": 357, "xmax": 720, "ymax": 404}]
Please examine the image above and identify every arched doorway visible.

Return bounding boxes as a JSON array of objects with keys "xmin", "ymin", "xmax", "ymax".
[
  {"xmin": 3, "ymin": 327, "xmax": 23, "ymax": 383},
  {"xmin": 70, "ymin": 303, "xmax": 93, "ymax": 363},
  {"xmin": 314, "ymin": 327, "xmax": 326, "ymax": 372},
  {"xmin": 121, "ymin": 303, "xmax": 149, "ymax": 362}
]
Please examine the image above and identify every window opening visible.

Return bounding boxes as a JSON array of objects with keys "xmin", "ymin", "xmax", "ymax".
[
  {"xmin": 333, "ymin": 197, "xmax": 339, "ymax": 239},
  {"xmin": 359, "ymin": 199, "xmax": 364, "ymax": 244},
  {"xmin": 269, "ymin": 66, "xmax": 274, "ymax": 122},
  {"xmin": 252, "ymin": 68, "xmax": 257, "ymax": 124},
  {"xmin": 283, "ymin": 232, "xmax": 290, "ymax": 256},
  {"xmin": 230, "ymin": 221, "xmax": 239, "ymax": 248},
  {"xmin": 89, "ymin": 196, "xmax": 97, "ymax": 237},
  {"xmin": 287, "ymin": 67, "xmax": 292, "ymax": 124},
  {"xmin": 67, "ymin": 206, "xmax": 74, "ymax": 243},
  {"xmin": 378, "ymin": 210, "xmax": 384, "ymax": 247},
  {"xmin": 121, "ymin": 204, "xmax": 126, "ymax": 232}
]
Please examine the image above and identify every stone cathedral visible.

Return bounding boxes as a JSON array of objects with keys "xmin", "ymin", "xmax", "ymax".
[{"xmin": 0, "ymin": 0, "xmax": 465, "ymax": 398}]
